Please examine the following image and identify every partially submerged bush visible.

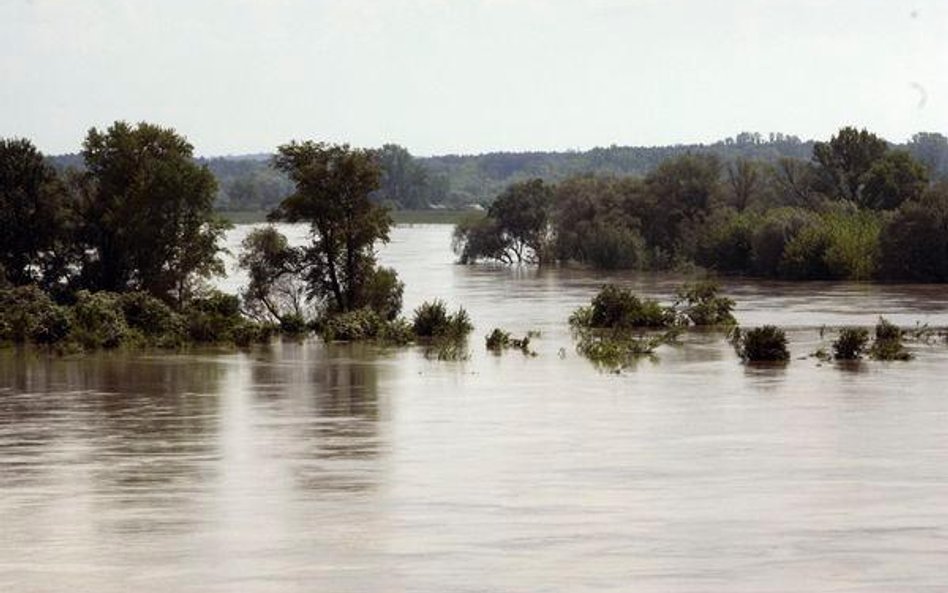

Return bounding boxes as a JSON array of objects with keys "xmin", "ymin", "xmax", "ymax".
[
  {"xmin": 674, "ymin": 281, "xmax": 736, "ymax": 326},
  {"xmin": 731, "ymin": 325, "xmax": 790, "ymax": 362},
  {"xmin": 485, "ymin": 327, "xmax": 534, "ymax": 355},
  {"xmin": 576, "ymin": 330, "xmax": 679, "ymax": 370},
  {"xmin": 869, "ymin": 317, "xmax": 911, "ymax": 361},
  {"xmin": 412, "ymin": 300, "xmax": 474, "ymax": 338},
  {"xmin": 832, "ymin": 327, "xmax": 869, "ymax": 360},
  {"xmin": 571, "ymin": 284, "xmax": 673, "ymax": 330}
]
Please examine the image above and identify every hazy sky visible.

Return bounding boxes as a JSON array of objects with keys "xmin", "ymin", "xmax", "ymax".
[{"xmin": 1, "ymin": 0, "xmax": 945, "ymax": 156}]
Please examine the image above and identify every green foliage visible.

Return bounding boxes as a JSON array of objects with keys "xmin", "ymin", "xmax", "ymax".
[
  {"xmin": 119, "ymin": 292, "xmax": 181, "ymax": 338},
  {"xmin": 76, "ymin": 121, "xmax": 227, "ymax": 302},
  {"xmin": 572, "ymin": 285, "xmax": 673, "ymax": 330},
  {"xmin": 878, "ymin": 185, "xmax": 948, "ymax": 282},
  {"xmin": 362, "ymin": 266, "xmax": 404, "ymax": 322},
  {"xmin": 575, "ymin": 329, "xmax": 679, "ymax": 370},
  {"xmin": 485, "ymin": 328, "xmax": 510, "ymax": 350},
  {"xmin": 278, "ymin": 313, "xmax": 308, "ymax": 335},
  {"xmin": 732, "ymin": 326, "xmax": 790, "ymax": 362},
  {"xmin": 321, "ymin": 308, "xmax": 387, "ymax": 341},
  {"xmin": 70, "ymin": 290, "xmax": 129, "ymax": 349},
  {"xmin": 271, "ymin": 141, "xmax": 399, "ymax": 318},
  {"xmin": 674, "ymin": 281, "xmax": 736, "ymax": 326},
  {"xmin": 485, "ymin": 327, "xmax": 534, "ymax": 354},
  {"xmin": 238, "ymin": 226, "xmax": 308, "ymax": 324},
  {"xmin": 813, "ymin": 127, "xmax": 889, "ymax": 204},
  {"xmin": 0, "ymin": 286, "xmax": 70, "ymax": 344},
  {"xmin": 373, "ymin": 144, "xmax": 446, "ymax": 209},
  {"xmin": 869, "ymin": 317, "xmax": 911, "ymax": 361},
  {"xmin": 411, "ymin": 299, "xmax": 474, "ymax": 339},
  {"xmin": 183, "ymin": 291, "xmax": 246, "ymax": 344},
  {"xmin": 0, "ymin": 138, "xmax": 70, "ymax": 287},
  {"xmin": 832, "ymin": 328, "xmax": 869, "ymax": 360},
  {"xmin": 582, "ymin": 223, "xmax": 648, "ymax": 270},
  {"xmin": 695, "ymin": 210, "xmax": 755, "ymax": 273},
  {"xmin": 453, "ymin": 179, "xmax": 552, "ymax": 264},
  {"xmin": 862, "ymin": 150, "xmax": 928, "ymax": 210}
]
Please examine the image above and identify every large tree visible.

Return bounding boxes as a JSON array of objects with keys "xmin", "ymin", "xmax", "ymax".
[
  {"xmin": 812, "ymin": 127, "xmax": 888, "ymax": 205},
  {"xmin": 0, "ymin": 138, "xmax": 69, "ymax": 286},
  {"xmin": 76, "ymin": 121, "xmax": 227, "ymax": 303},
  {"xmin": 269, "ymin": 141, "xmax": 401, "ymax": 316}
]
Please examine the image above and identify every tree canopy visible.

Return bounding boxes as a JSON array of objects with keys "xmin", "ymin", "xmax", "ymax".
[
  {"xmin": 268, "ymin": 141, "xmax": 402, "ymax": 317},
  {"xmin": 0, "ymin": 138, "xmax": 69, "ymax": 287},
  {"xmin": 74, "ymin": 121, "xmax": 227, "ymax": 304}
]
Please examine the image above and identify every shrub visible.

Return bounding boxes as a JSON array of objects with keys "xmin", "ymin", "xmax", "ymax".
[
  {"xmin": 485, "ymin": 328, "xmax": 510, "ymax": 351},
  {"xmin": 278, "ymin": 313, "xmax": 308, "ymax": 335},
  {"xmin": 694, "ymin": 210, "xmax": 755, "ymax": 273},
  {"xmin": 361, "ymin": 266, "xmax": 404, "ymax": 321},
  {"xmin": 412, "ymin": 300, "xmax": 474, "ymax": 338},
  {"xmin": 573, "ymin": 285, "xmax": 673, "ymax": 330},
  {"xmin": 485, "ymin": 327, "xmax": 533, "ymax": 354},
  {"xmin": 675, "ymin": 281, "xmax": 736, "ymax": 326},
  {"xmin": 70, "ymin": 291, "xmax": 129, "ymax": 349},
  {"xmin": 733, "ymin": 326, "xmax": 790, "ymax": 362},
  {"xmin": 0, "ymin": 286, "xmax": 71, "ymax": 344},
  {"xmin": 184, "ymin": 291, "xmax": 244, "ymax": 343},
  {"xmin": 832, "ymin": 327, "xmax": 869, "ymax": 360},
  {"xmin": 119, "ymin": 292, "xmax": 182, "ymax": 338},
  {"xmin": 321, "ymin": 308, "xmax": 385, "ymax": 341},
  {"xmin": 869, "ymin": 317, "xmax": 911, "ymax": 360},
  {"xmin": 583, "ymin": 224, "xmax": 647, "ymax": 270}
]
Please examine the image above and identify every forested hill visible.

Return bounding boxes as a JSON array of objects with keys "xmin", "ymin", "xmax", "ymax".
[
  {"xmin": 47, "ymin": 131, "xmax": 948, "ymax": 212},
  {"xmin": 420, "ymin": 132, "xmax": 815, "ymax": 207}
]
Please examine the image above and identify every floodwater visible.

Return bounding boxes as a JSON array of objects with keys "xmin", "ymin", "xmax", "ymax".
[{"xmin": 2, "ymin": 224, "xmax": 948, "ymax": 592}]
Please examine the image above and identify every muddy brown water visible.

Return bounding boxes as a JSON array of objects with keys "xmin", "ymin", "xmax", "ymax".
[{"xmin": 2, "ymin": 224, "xmax": 948, "ymax": 592}]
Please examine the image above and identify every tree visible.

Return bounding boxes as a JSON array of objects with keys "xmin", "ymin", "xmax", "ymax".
[
  {"xmin": 238, "ymin": 226, "xmax": 308, "ymax": 324},
  {"xmin": 726, "ymin": 158, "xmax": 762, "ymax": 211},
  {"xmin": 812, "ymin": 127, "xmax": 888, "ymax": 204},
  {"xmin": 374, "ymin": 143, "xmax": 436, "ymax": 209},
  {"xmin": 878, "ymin": 184, "xmax": 948, "ymax": 281},
  {"xmin": 76, "ymin": 121, "xmax": 227, "ymax": 304},
  {"xmin": 860, "ymin": 150, "xmax": 928, "ymax": 210},
  {"xmin": 906, "ymin": 132, "xmax": 948, "ymax": 180},
  {"xmin": 0, "ymin": 138, "xmax": 69, "ymax": 286},
  {"xmin": 453, "ymin": 178, "xmax": 553, "ymax": 264},
  {"xmin": 641, "ymin": 153, "xmax": 721, "ymax": 251},
  {"xmin": 270, "ymin": 141, "xmax": 401, "ymax": 316}
]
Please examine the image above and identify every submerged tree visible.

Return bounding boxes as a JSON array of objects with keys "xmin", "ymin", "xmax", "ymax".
[
  {"xmin": 453, "ymin": 178, "xmax": 553, "ymax": 264},
  {"xmin": 75, "ymin": 121, "xmax": 227, "ymax": 304},
  {"xmin": 269, "ymin": 141, "xmax": 403, "ymax": 318}
]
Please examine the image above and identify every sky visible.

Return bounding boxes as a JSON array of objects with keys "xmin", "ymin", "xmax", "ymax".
[{"xmin": 1, "ymin": 0, "xmax": 946, "ymax": 157}]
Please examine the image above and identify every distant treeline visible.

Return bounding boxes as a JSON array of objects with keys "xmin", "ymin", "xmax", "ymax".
[
  {"xmin": 453, "ymin": 127, "xmax": 948, "ymax": 283},
  {"xmin": 45, "ymin": 131, "xmax": 948, "ymax": 212}
]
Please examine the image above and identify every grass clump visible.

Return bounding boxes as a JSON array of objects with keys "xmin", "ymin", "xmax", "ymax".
[
  {"xmin": 731, "ymin": 325, "xmax": 790, "ymax": 362},
  {"xmin": 832, "ymin": 327, "xmax": 869, "ymax": 360}
]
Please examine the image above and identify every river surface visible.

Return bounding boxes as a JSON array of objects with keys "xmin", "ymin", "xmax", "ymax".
[{"xmin": 2, "ymin": 224, "xmax": 948, "ymax": 592}]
